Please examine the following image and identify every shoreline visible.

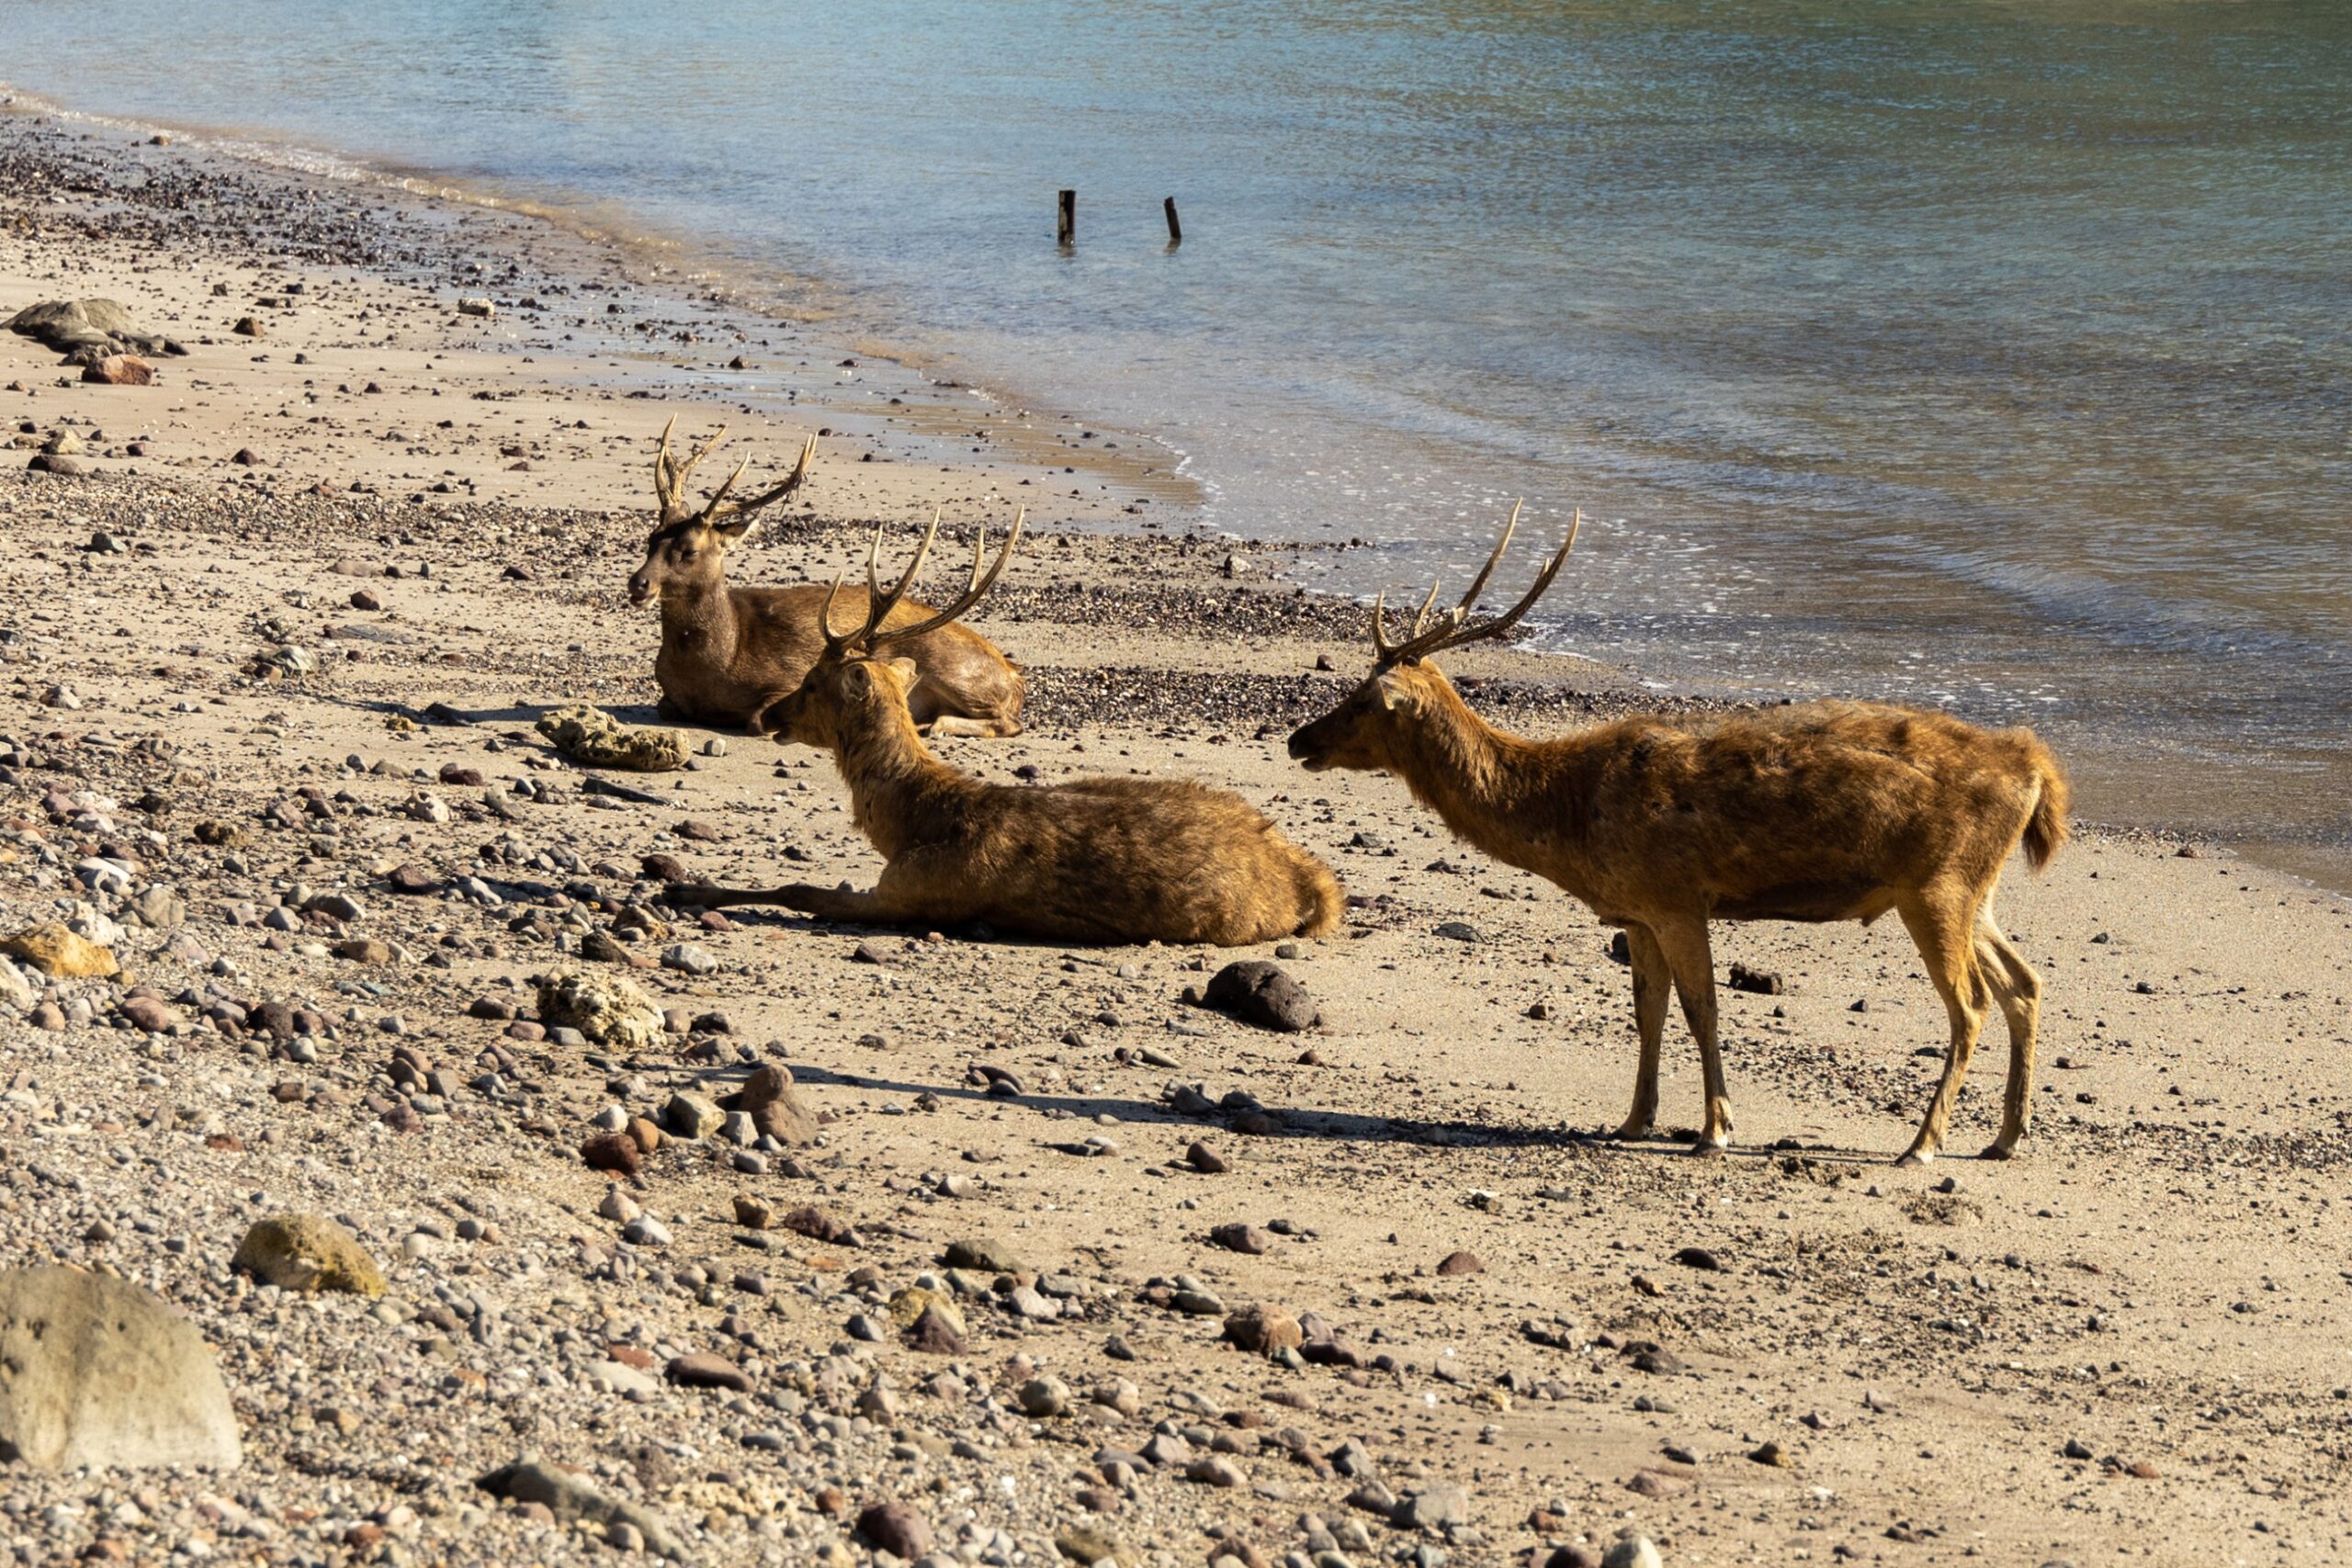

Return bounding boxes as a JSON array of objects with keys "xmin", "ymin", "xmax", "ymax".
[{"xmin": 6, "ymin": 81, "xmax": 2345, "ymax": 897}]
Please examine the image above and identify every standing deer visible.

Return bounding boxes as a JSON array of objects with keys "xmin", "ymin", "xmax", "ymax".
[
  {"xmin": 1286, "ymin": 508, "xmax": 2069, "ymax": 1164},
  {"xmin": 668, "ymin": 514, "xmax": 1344, "ymax": 947},
  {"xmin": 627, "ymin": 419, "xmax": 1025, "ymax": 737}
]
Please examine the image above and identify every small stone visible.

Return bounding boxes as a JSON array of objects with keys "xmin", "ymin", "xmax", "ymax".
[
  {"xmin": 1748, "ymin": 1439, "xmax": 1792, "ymax": 1468},
  {"xmin": 1223, "ymin": 1304, "xmax": 1304, "ymax": 1355},
  {"xmin": 581, "ymin": 1134, "xmax": 641, "ymax": 1175},
  {"xmin": 1185, "ymin": 1455, "xmax": 1245, "ymax": 1488},
  {"xmin": 663, "ymin": 1092, "xmax": 723, "ymax": 1138},
  {"xmin": 1392, "ymin": 1483, "xmax": 1470, "ymax": 1532},
  {"xmin": 1601, "ymin": 1539, "xmax": 1663, "ymax": 1568},
  {"xmin": 232, "ymin": 1214, "xmax": 385, "ymax": 1298},
  {"xmin": 738, "ymin": 1064, "xmax": 817, "ymax": 1145},
  {"xmin": 856, "ymin": 1502, "xmax": 932, "ymax": 1560},
  {"xmin": 661, "ymin": 942, "xmax": 719, "ymax": 976},
  {"xmin": 907, "ymin": 1306, "xmax": 967, "ymax": 1355},
  {"xmin": 1018, "ymin": 1376, "xmax": 1071, "ymax": 1417},
  {"xmin": 943, "ymin": 1238, "xmax": 1023, "ymax": 1274},
  {"xmin": 1435, "ymin": 1250, "xmax": 1484, "ymax": 1277},
  {"xmin": 732, "ymin": 1196, "xmax": 773, "ymax": 1230},
  {"xmin": 1200, "ymin": 961, "xmax": 1319, "ymax": 1032},
  {"xmin": 1185, "ymin": 1140, "xmax": 1230, "ymax": 1174},
  {"xmin": 665, "ymin": 1353, "xmax": 752, "ymax": 1392},
  {"xmin": 1210, "ymin": 1223, "xmax": 1272, "ymax": 1255}
]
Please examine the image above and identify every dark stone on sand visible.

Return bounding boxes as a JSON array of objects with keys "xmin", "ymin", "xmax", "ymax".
[{"xmin": 1200, "ymin": 961, "xmax": 1318, "ymax": 1032}]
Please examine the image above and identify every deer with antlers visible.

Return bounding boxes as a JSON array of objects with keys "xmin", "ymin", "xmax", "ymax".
[
  {"xmin": 1287, "ymin": 508, "xmax": 2069, "ymax": 1164},
  {"xmin": 665, "ymin": 514, "xmax": 1345, "ymax": 946},
  {"xmin": 627, "ymin": 419, "xmax": 1025, "ymax": 737}
]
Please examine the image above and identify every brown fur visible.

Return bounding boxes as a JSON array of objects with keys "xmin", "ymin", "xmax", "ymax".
[
  {"xmin": 626, "ymin": 421, "xmax": 1023, "ymax": 737},
  {"xmin": 1290, "ymin": 663, "xmax": 2070, "ymax": 1163},
  {"xmin": 665, "ymin": 657, "xmax": 1341, "ymax": 946},
  {"xmin": 630, "ymin": 531, "xmax": 1025, "ymax": 737}
]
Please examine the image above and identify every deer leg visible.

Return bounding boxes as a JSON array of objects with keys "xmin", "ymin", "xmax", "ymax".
[
  {"xmin": 772, "ymin": 884, "xmax": 915, "ymax": 923},
  {"xmin": 1648, "ymin": 918, "xmax": 1730, "ymax": 1152},
  {"xmin": 1973, "ymin": 906, "xmax": 2042, "ymax": 1160},
  {"xmin": 1894, "ymin": 888, "xmax": 1988, "ymax": 1167},
  {"xmin": 1611, "ymin": 924, "xmax": 1670, "ymax": 1140},
  {"xmin": 659, "ymin": 882, "xmax": 803, "ymax": 912},
  {"xmin": 662, "ymin": 879, "xmax": 918, "ymax": 924},
  {"xmin": 922, "ymin": 715, "xmax": 1008, "ymax": 739}
]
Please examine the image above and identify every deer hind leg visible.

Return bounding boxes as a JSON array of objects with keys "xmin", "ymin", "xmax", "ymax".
[
  {"xmin": 1973, "ymin": 905, "xmax": 2042, "ymax": 1160},
  {"xmin": 921, "ymin": 714, "xmax": 1020, "ymax": 739},
  {"xmin": 1894, "ymin": 886, "xmax": 1988, "ymax": 1167},
  {"xmin": 1612, "ymin": 924, "xmax": 1671, "ymax": 1141},
  {"xmin": 1646, "ymin": 917, "xmax": 1731, "ymax": 1152}
]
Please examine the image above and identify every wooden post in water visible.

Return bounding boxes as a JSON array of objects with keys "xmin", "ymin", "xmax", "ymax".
[
  {"xmin": 1057, "ymin": 188, "xmax": 1076, "ymax": 245},
  {"xmin": 1163, "ymin": 197, "xmax": 1182, "ymax": 245}
]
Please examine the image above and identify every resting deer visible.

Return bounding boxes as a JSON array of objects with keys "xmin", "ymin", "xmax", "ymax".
[
  {"xmin": 627, "ymin": 419, "xmax": 1025, "ymax": 738},
  {"xmin": 669, "ymin": 515, "xmax": 1344, "ymax": 947},
  {"xmin": 1286, "ymin": 508, "xmax": 2069, "ymax": 1164}
]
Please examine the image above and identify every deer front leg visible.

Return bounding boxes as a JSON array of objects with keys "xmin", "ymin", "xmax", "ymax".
[
  {"xmin": 1612, "ymin": 925, "xmax": 1670, "ymax": 1140},
  {"xmin": 774, "ymin": 884, "xmax": 909, "ymax": 923},
  {"xmin": 1648, "ymin": 917, "xmax": 1730, "ymax": 1153}
]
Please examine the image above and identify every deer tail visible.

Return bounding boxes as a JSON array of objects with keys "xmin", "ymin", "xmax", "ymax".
[
  {"xmin": 2018, "ymin": 731, "xmax": 2072, "ymax": 873},
  {"xmin": 1294, "ymin": 854, "xmax": 1345, "ymax": 939}
]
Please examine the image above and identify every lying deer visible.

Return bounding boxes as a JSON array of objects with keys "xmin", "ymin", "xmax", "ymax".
[
  {"xmin": 1287, "ymin": 509, "xmax": 2069, "ymax": 1164},
  {"xmin": 627, "ymin": 419, "xmax": 1025, "ymax": 737},
  {"xmin": 669, "ymin": 515, "xmax": 1344, "ymax": 947}
]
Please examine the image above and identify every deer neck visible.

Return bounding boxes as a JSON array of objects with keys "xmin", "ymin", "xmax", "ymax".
[
  {"xmin": 658, "ymin": 577, "xmax": 738, "ymax": 666},
  {"xmin": 1387, "ymin": 687, "xmax": 1562, "ymax": 869},
  {"xmin": 831, "ymin": 697, "xmax": 969, "ymax": 860}
]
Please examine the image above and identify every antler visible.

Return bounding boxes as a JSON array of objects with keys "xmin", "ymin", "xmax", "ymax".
[
  {"xmin": 818, "ymin": 506, "xmax": 1026, "ymax": 656},
  {"xmin": 1369, "ymin": 502, "xmax": 1580, "ymax": 668},
  {"xmin": 652, "ymin": 417, "xmax": 816, "ymax": 527}
]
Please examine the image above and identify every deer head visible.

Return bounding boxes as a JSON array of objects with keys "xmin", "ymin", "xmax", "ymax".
[
  {"xmin": 756, "ymin": 506, "xmax": 1024, "ymax": 746},
  {"xmin": 1287, "ymin": 502, "xmax": 1578, "ymax": 773},
  {"xmin": 628, "ymin": 419, "xmax": 815, "ymax": 605}
]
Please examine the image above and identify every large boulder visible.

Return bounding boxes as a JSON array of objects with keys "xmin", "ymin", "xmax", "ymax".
[
  {"xmin": 535, "ymin": 968, "xmax": 665, "ymax": 1051},
  {"xmin": 2, "ymin": 922, "xmax": 118, "ymax": 978},
  {"xmin": 534, "ymin": 705, "xmax": 685, "ymax": 773},
  {"xmin": 81, "ymin": 355, "xmax": 155, "ymax": 387},
  {"xmin": 5, "ymin": 299, "xmax": 183, "ymax": 359},
  {"xmin": 0, "ymin": 1267, "xmax": 241, "ymax": 1472}
]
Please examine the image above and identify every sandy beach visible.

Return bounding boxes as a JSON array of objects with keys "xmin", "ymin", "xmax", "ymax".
[{"xmin": 4, "ymin": 105, "xmax": 2351, "ymax": 1568}]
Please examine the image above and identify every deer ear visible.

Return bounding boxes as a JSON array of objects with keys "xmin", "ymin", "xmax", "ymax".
[
  {"xmin": 710, "ymin": 513, "xmax": 754, "ymax": 542},
  {"xmin": 884, "ymin": 657, "xmax": 919, "ymax": 684},
  {"xmin": 1373, "ymin": 671, "xmax": 1417, "ymax": 712}
]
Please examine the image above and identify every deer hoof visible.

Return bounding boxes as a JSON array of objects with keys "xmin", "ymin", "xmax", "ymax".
[
  {"xmin": 1609, "ymin": 1119, "xmax": 1653, "ymax": 1142},
  {"xmin": 1688, "ymin": 1139, "xmax": 1727, "ymax": 1159},
  {"xmin": 1978, "ymin": 1140, "xmax": 2018, "ymax": 1162},
  {"xmin": 1893, "ymin": 1145, "xmax": 1936, "ymax": 1168}
]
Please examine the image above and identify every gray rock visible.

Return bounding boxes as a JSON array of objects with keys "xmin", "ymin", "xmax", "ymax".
[
  {"xmin": 6, "ymin": 298, "xmax": 181, "ymax": 357},
  {"xmin": 943, "ymin": 1237, "xmax": 1023, "ymax": 1273},
  {"xmin": 1201, "ymin": 961, "xmax": 1320, "ymax": 1032},
  {"xmin": 662, "ymin": 1091, "xmax": 723, "ymax": 1139},
  {"xmin": 0, "ymin": 1267, "xmax": 240, "ymax": 1472},
  {"xmin": 1393, "ymin": 1483, "xmax": 1470, "ymax": 1532},
  {"xmin": 475, "ymin": 1458, "xmax": 684, "ymax": 1560},
  {"xmin": 661, "ymin": 942, "xmax": 719, "ymax": 976},
  {"xmin": 1601, "ymin": 1538, "xmax": 1663, "ymax": 1568}
]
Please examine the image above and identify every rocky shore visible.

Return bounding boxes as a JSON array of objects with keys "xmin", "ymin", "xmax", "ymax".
[{"xmin": 4, "ymin": 98, "xmax": 2352, "ymax": 1568}]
